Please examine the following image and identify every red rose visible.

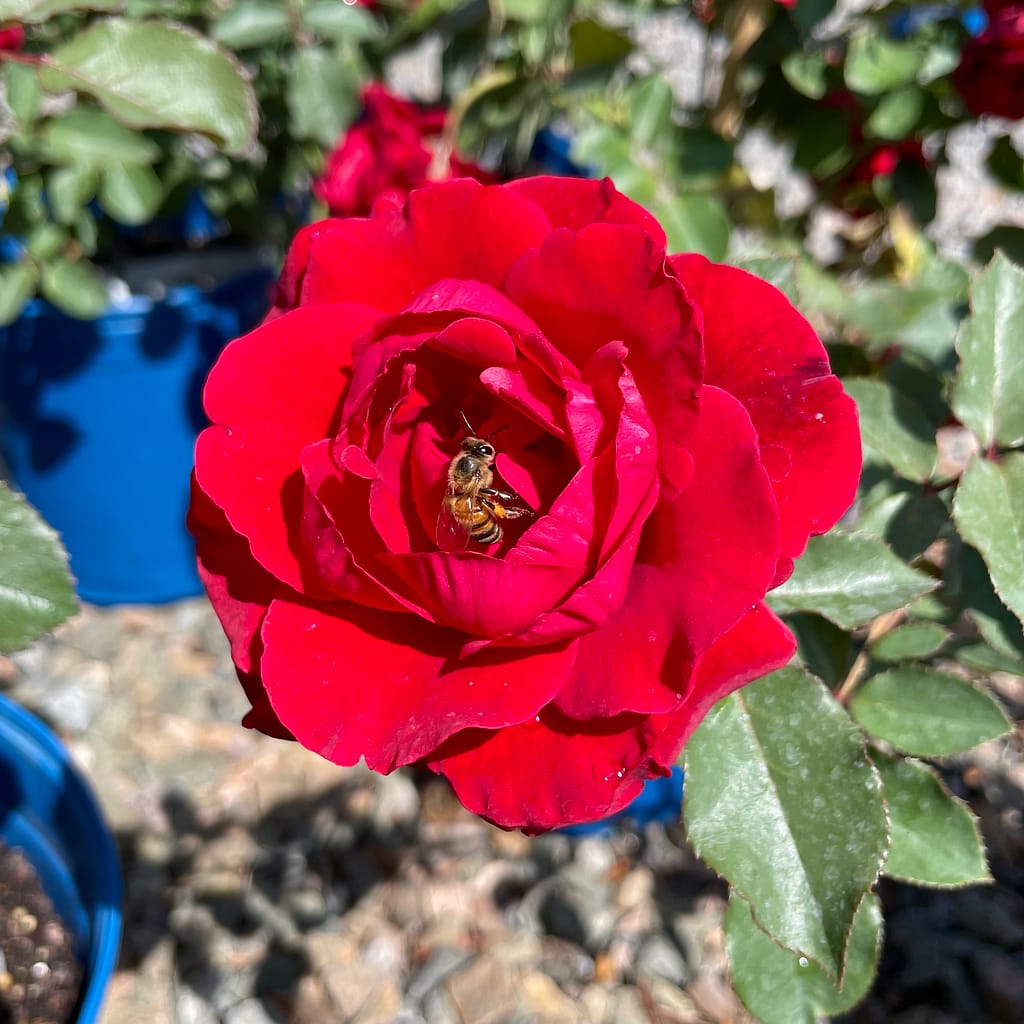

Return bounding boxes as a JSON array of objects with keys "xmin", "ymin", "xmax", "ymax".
[
  {"xmin": 313, "ymin": 84, "xmax": 495, "ymax": 217},
  {"xmin": 0, "ymin": 24, "xmax": 24, "ymax": 52},
  {"xmin": 189, "ymin": 177, "xmax": 860, "ymax": 833},
  {"xmin": 955, "ymin": 3, "xmax": 1024, "ymax": 119}
]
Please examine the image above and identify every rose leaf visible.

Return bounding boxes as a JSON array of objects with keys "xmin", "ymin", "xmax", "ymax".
[
  {"xmin": 953, "ymin": 453, "xmax": 1024, "ymax": 630},
  {"xmin": 0, "ymin": 483, "xmax": 78, "ymax": 654},
  {"xmin": 873, "ymin": 752, "xmax": 990, "ymax": 886},
  {"xmin": 766, "ymin": 532, "xmax": 936, "ymax": 630},
  {"xmin": 725, "ymin": 890, "xmax": 882, "ymax": 1024},
  {"xmin": 849, "ymin": 666, "xmax": 1011, "ymax": 757},
  {"xmin": 684, "ymin": 667, "xmax": 888, "ymax": 982},
  {"xmin": 950, "ymin": 253, "xmax": 1024, "ymax": 450}
]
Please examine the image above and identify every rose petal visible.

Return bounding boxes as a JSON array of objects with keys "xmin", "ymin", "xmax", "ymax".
[
  {"xmin": 260, "ymin": 596, "xmax": 577, "ymax": 770},
  {"xmin": 671, "ymin": 255, "xmax": 861, "ymax": 578},
  {"xmin": 195, "ymin": 304, "xmax": 383, "ymax": 592}
]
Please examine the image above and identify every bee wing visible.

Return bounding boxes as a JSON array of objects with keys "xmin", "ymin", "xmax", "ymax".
[{"xmin": 435, "ymin": 490, "xmax": 472, "ymax": 552}]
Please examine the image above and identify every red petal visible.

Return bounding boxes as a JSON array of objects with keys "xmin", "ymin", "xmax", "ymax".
[
  {"xmin": 506, "ymin": 176, "xmax": 667, "ymax": 247},
  {"xmin": 195, "ymin": 305, "xmax": 383, "ymax": 591},
  {"xmin": 259, "ymin": 597, "xmax": 577, "ymax": 771},
  {"xmin": 671, "ymin": 255, "xmax": 861, "ymax": 575}
]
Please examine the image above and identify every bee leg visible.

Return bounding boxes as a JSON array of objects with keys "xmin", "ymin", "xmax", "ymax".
[{"xmin": 481, "ymin": 486, "xmax": 520, "ymax": 502}]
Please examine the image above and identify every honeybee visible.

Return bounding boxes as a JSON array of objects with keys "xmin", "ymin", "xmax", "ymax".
[{"xmin": 437, "ymin": 415, "xmax": 532, "ymax": 548}]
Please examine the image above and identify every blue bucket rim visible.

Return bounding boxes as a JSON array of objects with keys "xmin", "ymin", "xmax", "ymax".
[{"xmin": 0, "ymin": 691, "xmax": 122, "ymax": 1023}]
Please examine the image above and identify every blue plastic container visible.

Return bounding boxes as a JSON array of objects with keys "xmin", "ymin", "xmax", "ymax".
[
  {"xmin": 0, "ymin": 692, "xmax": 121, "ymax": 1023},
  {"xmin": 0, "ymin": 256, "xmax": 275, "ymax": 604}
]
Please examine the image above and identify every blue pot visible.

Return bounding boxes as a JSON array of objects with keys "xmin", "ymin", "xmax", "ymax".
[
  {"xmin": 0, "ymin": 692, "xmax": 121, "ymax": 1024},
  {"xmin": 0, "ymin": 255, "xmax": 275, "ymax": 604}
]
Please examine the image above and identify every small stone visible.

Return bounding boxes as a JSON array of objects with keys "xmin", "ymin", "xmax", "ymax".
[
  {"xmin": 578, "ymin": 984, "xmax": 616, "ymax": 1024},
  {"xmin": 611, "ymin": 986, "xmax": 649, "ymax": 1024},
  {"xmin": 573, "ymin": 837, "xmax": 617, "ymax": 878},
  {"xmin": 406, "ymin": 946, "xmax": 471, "ymax": 1003},
  {"xmin": 223, "ymin": 997, "xmax": 278, "ymax": 1024},
  {"xmin": 446, "ymin": 957, "xmax": 519, "ymax": 1024},
  {"xmin": 175, "ymin": 982, "xmax": 219, "ymax": 1024},
  {"xmin": 517, "ymin": 970, "xmax": 580, "ymax": 1022},
  {"xmin": 636, "ymin": 933, "xmax": 691, "ymax": 988},
  {"xmin": 537, "ymin": 872, "xmax": 614, "ymax": 952},
  {"xmin": 286, "ymin": 887, "xmax": 328, "ymax": 929}
]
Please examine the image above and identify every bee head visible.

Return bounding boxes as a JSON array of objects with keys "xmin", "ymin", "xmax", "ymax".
[{"xmin": 463, "ymin": 437, "xmax": 496, "ymax": 460}]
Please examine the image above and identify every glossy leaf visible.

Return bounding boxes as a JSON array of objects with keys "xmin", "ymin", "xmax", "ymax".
[
  {"xmin": 855, "ymin": 487, "xmax": 948, "ymax": 562},
  {"xmin": 843, "ymin": 378, "xmax": 936, "ymax": 482},
  {"xmin": 726, "ymin": 891, "xmax": 882, "ymax": 1024},
  {"xmin": 950, "ymin": 253, "xmax": 1024, "ymax": 449},
  {"xmin": 953, "ymin": 453, "xmax": 1024, "ymax": 629},
  {"xmin": 954, "ymin": 543, "xmax": 1024, "ymax": 661},
  {"xmin": 788, "ymin": 612, "xmax": 854, "ymax": 687},
  {"xmin": 767, "ymin": 533, "xmax": 937, "ymax": 630},
  {"xmin": 874, "ymin": 753, "xmax": 989, "ymax": 886},
  {"xmin": 685, "ymin": 668, "xmax": 888, "ymax": 981},
  {"xmin": 870, "ymin": 621, "xmax": 949, "ymax": 661},
  {"xmin": 39, "ymin": 20, "xmax": 258, "ymax": 156},
  {"xmin": 850, "ymin": 667, "xmax": 1011, "ymax": 756},
  {"xmin": 0, "ymin": 483, "xmax": 78, "ymax": 654}
]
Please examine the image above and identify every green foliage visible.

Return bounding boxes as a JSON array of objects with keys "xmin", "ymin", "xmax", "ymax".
[
  {"xmin": 685, "ymin": 668, "xmax": 888, "ymax": 981},
  {"xmin": 0, "ymin": 484, "xmax": 78, "ymax": 654}
]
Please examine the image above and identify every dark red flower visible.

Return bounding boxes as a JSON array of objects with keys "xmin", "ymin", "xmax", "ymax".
[
  {"xmin": 955, "ymin": 3, "xmax": 1024, "ymax": 119},
  {"xmin": 189, "ymin": 176, "xmax": 861, "ymax": 833},
  {"xmin": 313, "ymin": 84, "xmax": 495, "ymax": 217},
  {"xmin": 0, "ymin": 24, "xmax": 24, "ymax": 52}
]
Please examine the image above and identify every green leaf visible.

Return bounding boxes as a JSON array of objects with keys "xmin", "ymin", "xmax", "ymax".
[
  {"xmin": 865, "ymin": 85, "xmax": 925, "ymax": 140},
  {"xmin": 725, "ymin": 891, "xmax": 882, "ymax": 1024},
  {"xmin": 957, "ymin": 642, "xmax": 1024, "ymax": 676},
  {"xmin": 953, "ymin": 543, "xmax": 1024, "ymax": 660},
  {"xmin": 655, "ymin": 193, "xmax": 730, "ymax": 261},
  {"xmin": 47, "ymin": 164, "xmax": 99, "ymax": 224},
  {"xmin": 734, "ymin": 256, "xmax": 799, "ymax": 305},
  {"xmin": 27, "ymin": 223, "xmax": 68, "ymax": 262},
  {"xmin": 843, "ymin": 378, "xmax": 936, "ymax": 483},
  {"xmin": 569, "ymin": 18, "xmax": 633, "ymax": 70},
  {"xmin": 953, "ymin": 453, "xmax": 1024, "ymax": 629},
  {"xmin": 40, "ymin": 258, "xmax": 109, "ymax": 319},
  {"xmin": 855, "ymin": 487, "xmax": 948, "ymax": 562},
  {"xmin": 286, "ymin": 46, "xmax": 360, "ymax": 147},
  {"xmin": 40, "ymin": 107, "xmax": 161, "ymax": 167},
  {"xmin": 870, "ymin": 621, "xmax": 949, "ymax": 661},
  {"xmin": 0, "ymin": 263, "xmax": 38, "ymax": 327},
  {"xmin": 98, "ymin": 163, "xmax": 163, "ymax": 225},
  {"xmin": 782, "ymin": 51, "xmax": 829, "ymax": 100},
  {"xmin": 874, "ymin": 753, "xmax": 989, "ymax": 886},
  {"xmin": 301, "ymin": 0, "xmax": 383, "ymax": 42},
  {"xmin": 844, "ymin": 31, "xmax": 926, "ymax": 95},
  {"xmin": 0, "ymin": 483, "xmax": 78, "ymax": 654},
  {"xmin": 788, "ymin": 612, "xmax": 855, "ymax": 688},
  {"xmin": 684, "ymin": 668, "xmax": 888, "ymax": 980},
  {"xmin": 0, "ymin": 0, "xmax": 122, "ymax": 21},
  {"xmin": 5, "ymin": 63, "xmax": 41, "ymax": 127},
  {"xmin": 626, "ymin": 76, "xmax": 673, "ymax": 148},
  {"xmin": 950, "ymin": 253, "xmax": 1024, "ymax": 449},
  {"xmin": 39, "ymin": 19, "xmax": 258, "ymax": 157},
  {"xmin": 501, "ymin": 0, "xmax": 549, "ymax": 22},
  {"xmin": 850, "ymin": 667, "xmax": 1011, "ymax": 756},
  {"xmin": 767, "ymin": 532, "xmax": 937, "ymax": 630},
  {"xmin": 213, "ymin": 1, "xmax": 291, "ymax": 49}
]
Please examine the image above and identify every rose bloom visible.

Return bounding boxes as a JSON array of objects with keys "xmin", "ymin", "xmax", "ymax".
[
  {"xmin": 955, "ymin": 1, "xmax": 1024, "ymax": 119},
  {"xmin": 189, "ymin": 176, "xmax": 860, "ymax": 833},
  {"xmin": 313, "ymin": 83, "xmax": 494, "ymax": 217},
  {"xmin": 0, "ymin": 24, "xmax": 24, "ymax": 52}
]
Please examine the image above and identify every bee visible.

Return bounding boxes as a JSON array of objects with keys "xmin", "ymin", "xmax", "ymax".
[{"xmin": 437, "ymin": 415, "xmax": 532, "ymax": 548}]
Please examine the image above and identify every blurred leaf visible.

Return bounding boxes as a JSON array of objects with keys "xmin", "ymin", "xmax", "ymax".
[
  {"xmin": 655, "ymin": 193, "xmax": 730, "ymax": 261},
  {"xmin": 501, "ymin": 0, "xmax": 548, "ymax": 22},
  {"xmin": 98, "ymin": 163, "xmax": 163, "ymax": 225},
  {"xmin": 788, "ymin": 612, "xmax": 855, "ymax": 687},
  {"xmin": 685, "ymin": 668, "xmax": 887, "ymax": 981},
  {"xmin": 213, "ymin": 1, "xmax": 291, "ymax": 49},
  {"xmin": 0, "ymin": 483, "xmax": 78, "ymax": 654},
  {"xmin": 4, "ymin": 63, "xmax": 41, "ymax": 127},
  {"xmin": 626, "ymin": 76, "xmax": 673, "ymax": 149},
  {"xmin": 865, "ymin": 85, "xmax": 924, "ymax": 140},
  {"xmin": 957, "ymin": 642, "xmax": 1024, "ymax": 676},
  {"xmin": 40, "ymin": 107, "xmax": 160, "ymax": 167},
  {"xmin": 953, "ymin": 453, "xmax": 1024, "ymax": 629},
  {"xmin": 986, "ymin": 136, "xmax": 1024, "ymax": 192},
  {"xmin": 301, "ymin": 0, "xmax": 384, "ymax": 42},
  {"xmin": 569, "ymin": 17, "xmax": 632, "ymax": 70},
  {"xmin": 972, "ymin": 226, "xmax": 1024, "ymax": 269},
  {"xmin": 844, "ymin": 31, "xmax": 926, "ymax": 94},
  {"xmin": 286, "ymin": 46, "xmax": 361, "ymax": 147},
  {"xmin": 47, "ymin": 164, "xmax": 98, "ymax": 224},
  {"xmin": 40, "ymin": 258, "xmax": 108, "ymax": 319},
  {"xmin": 875, "ymin": 753, "xmax": 989, "ymax": 885},
  {"xmin": 0, "ymin": 0, "xmax": 121, "ymax": 20},
  {"xmin": 768, "ymin": 532, "xmax": 937, "ymax": 630},
  {"xmin": 870, "ymin": 621, "xmax": 948, "ymax": 661},
  {"xmin": 843, "ymin": 378, "xmax": 936, "ymax": 483},
  {"xmin": 889, "ymin": 156, "xmax": 938, "ymax": 226},
  {"xmin": 26, "ymin": 222, "xmax": 67, "ymax": 261},
  {"xmin": 0, "ymin": 263, "xmax": 38, "ymax": 326},
  {"xmin": 795, "ymin": 108, "xmax": 851, "ymax": 178},
  {"xmin": 952, "ymin": 542, "xmax": 1024, "ymax": 660},
  {"xmin": 39, "ymin": 19, "xmax": 258, "ymax": 157},
  {"xmin": 735, "ymin": 256, "xmax": 799, "ymax": 305},
  {"xmin": 725, "ymin": 892, "xmax": 882, "ymax": 1024},
  {"xmin": 950, "ymin": 253, "xmax": 1024, "ymax": 448},
  {"xmin": 670, "ymin": 126, "xmax": 734, "ymax": 184},
  {"xmin": 850, "ymin": 667, "xmax": 1011, "ymax": 756},
  {"xmin": 782, "ymin": 51, "xmax": 828, "ymax": 100}
]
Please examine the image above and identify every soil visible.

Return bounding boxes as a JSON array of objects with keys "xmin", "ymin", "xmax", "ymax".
[{"xmin": 0, "ymin": 842, "xmax": 82, "ymax": 1024}]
